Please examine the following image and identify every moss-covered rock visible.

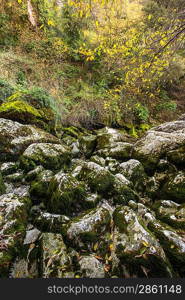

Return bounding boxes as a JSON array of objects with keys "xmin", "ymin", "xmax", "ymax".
[
  {"xmin": 0, "ymin": 100, "xmax": 41, "ymax": 121},
  {"xmin": 21, "ymin": 143, "xmax": 71, "ymax": 171},
  {"xmin": 0, "ymin": 162, "xmax": 18, "ymax": 176},
  {"xmin": 46, "ymin": 171, "xmax": 88, "ymax": 214},
  {"xmin": 29, "ymin": 170, "xmax": 53, "ymax": 203},
  {"xmin": 167, "ymin": 146, "xmax": 185, "ymax": 165},
  {"xmin": 96, "ymin": 127, "xmax": 131, "ymax": 149},
  {"xmin": 108, "ymin": 142, "xmax": 133, "ymax": 160},
  {"xmin": 25, "ymin": 165, "xmax": 45, "ymax": 182},
  {"xmin": 31, "ymin": 207, "xmax": 70, "ymax": 232},
  {"xmin": 161, "ymin": 171, "xmax": 185, "ymax": 203},
  {"xmin": 77, "ymin": 162, "xmax": 115, "ymax": 195},
  {"xmin": 148, "ymin": 219, "xmax": 185, "ymax": 273},
  {"xmin": 112, "ymin": 174, "xmax": 139, "ymax": 205},
  {"xmin": 90, "ymin": 155, "xmax": 105, "ymax": 167},
  {"xmin": 118, "ymin": 159, "xmax": 147, "ymax": 192},
  {"xmin": 0, "ymin": 118, "xmax": 59, "ymax": 161},
  {"xmin": 0, "ymin": 100, "xmax": 56, "ymax": 133},
  {"xmin": 113, "ymin": 206, "xmax": 173, "ymax": 277},
  {"xmin": 64, "ymin": 206, "xmax": 111, "ymax": 248},
  {"xmin": 153, "ymin": 200, "xmax": 185, "ymax": 229},
  {"xmin": 79, "ymin": 135, "xmax": 97, "ymax": 158},
  {"xmin": 41, "ymin": 233, "xmax": 72, "ymax": 278},
  {"xmin": 78, "ymin": 256, "xmax": 105, "ymax": 278}
]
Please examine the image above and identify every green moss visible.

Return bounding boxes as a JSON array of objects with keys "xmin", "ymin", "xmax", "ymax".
[
  {"xmin": 0, "ymin": 99, "xmax": 41, "ymax": 117},
  {"xmin": 48, "ymin": 178, "xmax": 87, "ymax": 214},
  {"xmin": 30, "ymin": 181, "xmax": 49, "ymax": 201},
  {"xmin": 62, "ymin": 126, "xmax": 84, "ymax": 139}
]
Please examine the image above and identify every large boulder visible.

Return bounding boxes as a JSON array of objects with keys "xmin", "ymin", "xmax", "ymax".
[
  {"xmin": 161, "ymin": 171, "xmax": 185, "ymax": 203},
  {"xmin": 133, "ymin": 122, "xmax": 185, "ymax": 170},
  {"xmin": 46, "ymin": 171, "xmax": 87, "ymax": 214},
  {"xmin": 21, "ymin": 143, "xmax": 71, "ymax": 171},
  {"xmin": 118, "ymin": 159, "xmax": 147, "ymax": 192},
  {"xmin": 0, "ymin": 118, "xmax": 59, "ymax": 161},
  {"xmin": 113, "ymin": 205, "xmax": 173, "ymax": 277},
  {"xmin": 77, "ymin": 162, "xmax": 115, "ymax": 195},
  {"xmin": 64, "ymin": 206, "xmax": 111, "ymax": 248},
  {"xmin": 152, "ymin": 120, "xmax": 185, "ymax": 133},
  {"xmin": 152, "ymin": 200, "xmax": 185, "ymax": 229}
]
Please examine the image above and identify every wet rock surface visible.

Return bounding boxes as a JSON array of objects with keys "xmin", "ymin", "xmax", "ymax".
[{"xmin": 1, "ymin": 117, "xmax": 185, "ymax": 278}]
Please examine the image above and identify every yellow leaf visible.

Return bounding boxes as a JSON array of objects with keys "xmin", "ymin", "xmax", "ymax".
[
  {"xmin": 109, "ymin": 244, "xmax": 114, "ymax": 251},
  {"xmin": 93, "ymin": 242, "xmax": 98, "ymax": 251}
]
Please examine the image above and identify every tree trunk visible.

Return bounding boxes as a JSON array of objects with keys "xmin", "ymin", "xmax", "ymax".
[{"xmin": 27, "ymin": 0, "xmax": 37, "ymax": 27}]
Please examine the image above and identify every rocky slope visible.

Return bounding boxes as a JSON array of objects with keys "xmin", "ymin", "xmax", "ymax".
[{"xmin": 0, "ymin": 116, "xmax": 185, "ymax": 278}]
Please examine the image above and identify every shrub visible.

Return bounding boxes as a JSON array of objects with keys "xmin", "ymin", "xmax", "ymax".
[
  {"xmin": 0, "ymin": 79, "xmax": 14, "ymax": 103},
  {"xmin": 134, "ymin": 103, "xmax": 149, "ymax": 122},
  {"xmin": 22, "ymin": 87, "xmax": 56, "ymax": 111}
]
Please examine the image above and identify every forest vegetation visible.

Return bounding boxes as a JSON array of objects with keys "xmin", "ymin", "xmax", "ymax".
[{"xmin": 0, "ymin": 0, "xmax": 185, "ymax": 134}]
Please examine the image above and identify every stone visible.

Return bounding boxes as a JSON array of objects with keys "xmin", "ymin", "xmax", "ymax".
[
  {"xmin": 167, "ymin": 146, "xmax": 185, "ymax": 165},
  {"xmin": 41, "ymin": 233, "xmax": 71, "ymax": 278},
  {"xmin": 5, "ymin": 171, "xmax": 24, "ymax": 183},
  {"xmin": 25, "ymin": 165, "xmax": 45, "ymax": 182},
  {"xmin": 31, "ymin": 207, "xmax": 70, "ymax": 232},
  {"xmin": 0, "ymin": 193, "xmax": 31, "ymax": 277},
  {"xmin": 112, "ymin": 175, "xmax": 139, "ymax": 205},
  {"xmin": 21, "ymin": 142, "xmax": 71, "ymax": 171},
  {"xmin": 79, "ymin": 135, "xmax": 97, "ymax": 158},
  {"xmin": 77, "ymin": 162, "xmax": 115, "ymax": 195},
  {"xmin": 153, "ymin": 200, "xmax": 185, "ymax": 229},
  {"xmin": 29, "ymin": 170, "xmax": 53, "ymax": 203},
  {"xmin": 161, "ymin": 171, "xmax": 185, "ymax": 203},
  {"xmin": 108, "ymin": 142, "xmax": 133, "ymax": 160},
  {"xmin": 153, "ymin": 120, "xmax": 185, "ymax": 133},
  {"xmin": 0, "ymin": 162, "xmax": 18, "ymax": 176},
  {"xmin": 118, "ymin": 159, "xmax": 147, "ymax": 192},
  {"xmin": 96, "ymin": 127, "xmax": 131, "ymax": 150},
  {"xmin": 133, "ymin": 126, "xmax": 185, "ymax": 171},
  {"xmin": 0, "ymin": 100, "xmax": 42, "ymax": 123},
  {"xmin": 90, "ymin": 155, "xmax": 105, "ymax": 167},
  {"xmin": 47, "ymin": 171, "xmax": 87, "ymax": 214},
  {"xmin": 0, "ymin": 172, "xmax": 5, "ymax": 195},
  {"xmin": 0, "ymin": 118, "xmax": 59, "ymax": 161},
  {"xmin": 78, "ymin": 256, "xmax": 105, "ymax": 278},
  {"xmin": 113, "ymin": 206, "xmax": 173, "ymax": 277},
  {"xmin": 64, "ymin": 206, "xmax": 111, "ymax": 247},
  {"xmin": 23, "ymin": 228, "xmax": 41, "ymax": 245},
  {"xmin": 148, "ymin": 219, "xmax": 185, "ymax": 269}
]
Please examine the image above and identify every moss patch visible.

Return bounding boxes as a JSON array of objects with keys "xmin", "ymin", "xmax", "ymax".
[{"xmin": 0, "ymin": 100, "xmax": 41, "ymax": 122}]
